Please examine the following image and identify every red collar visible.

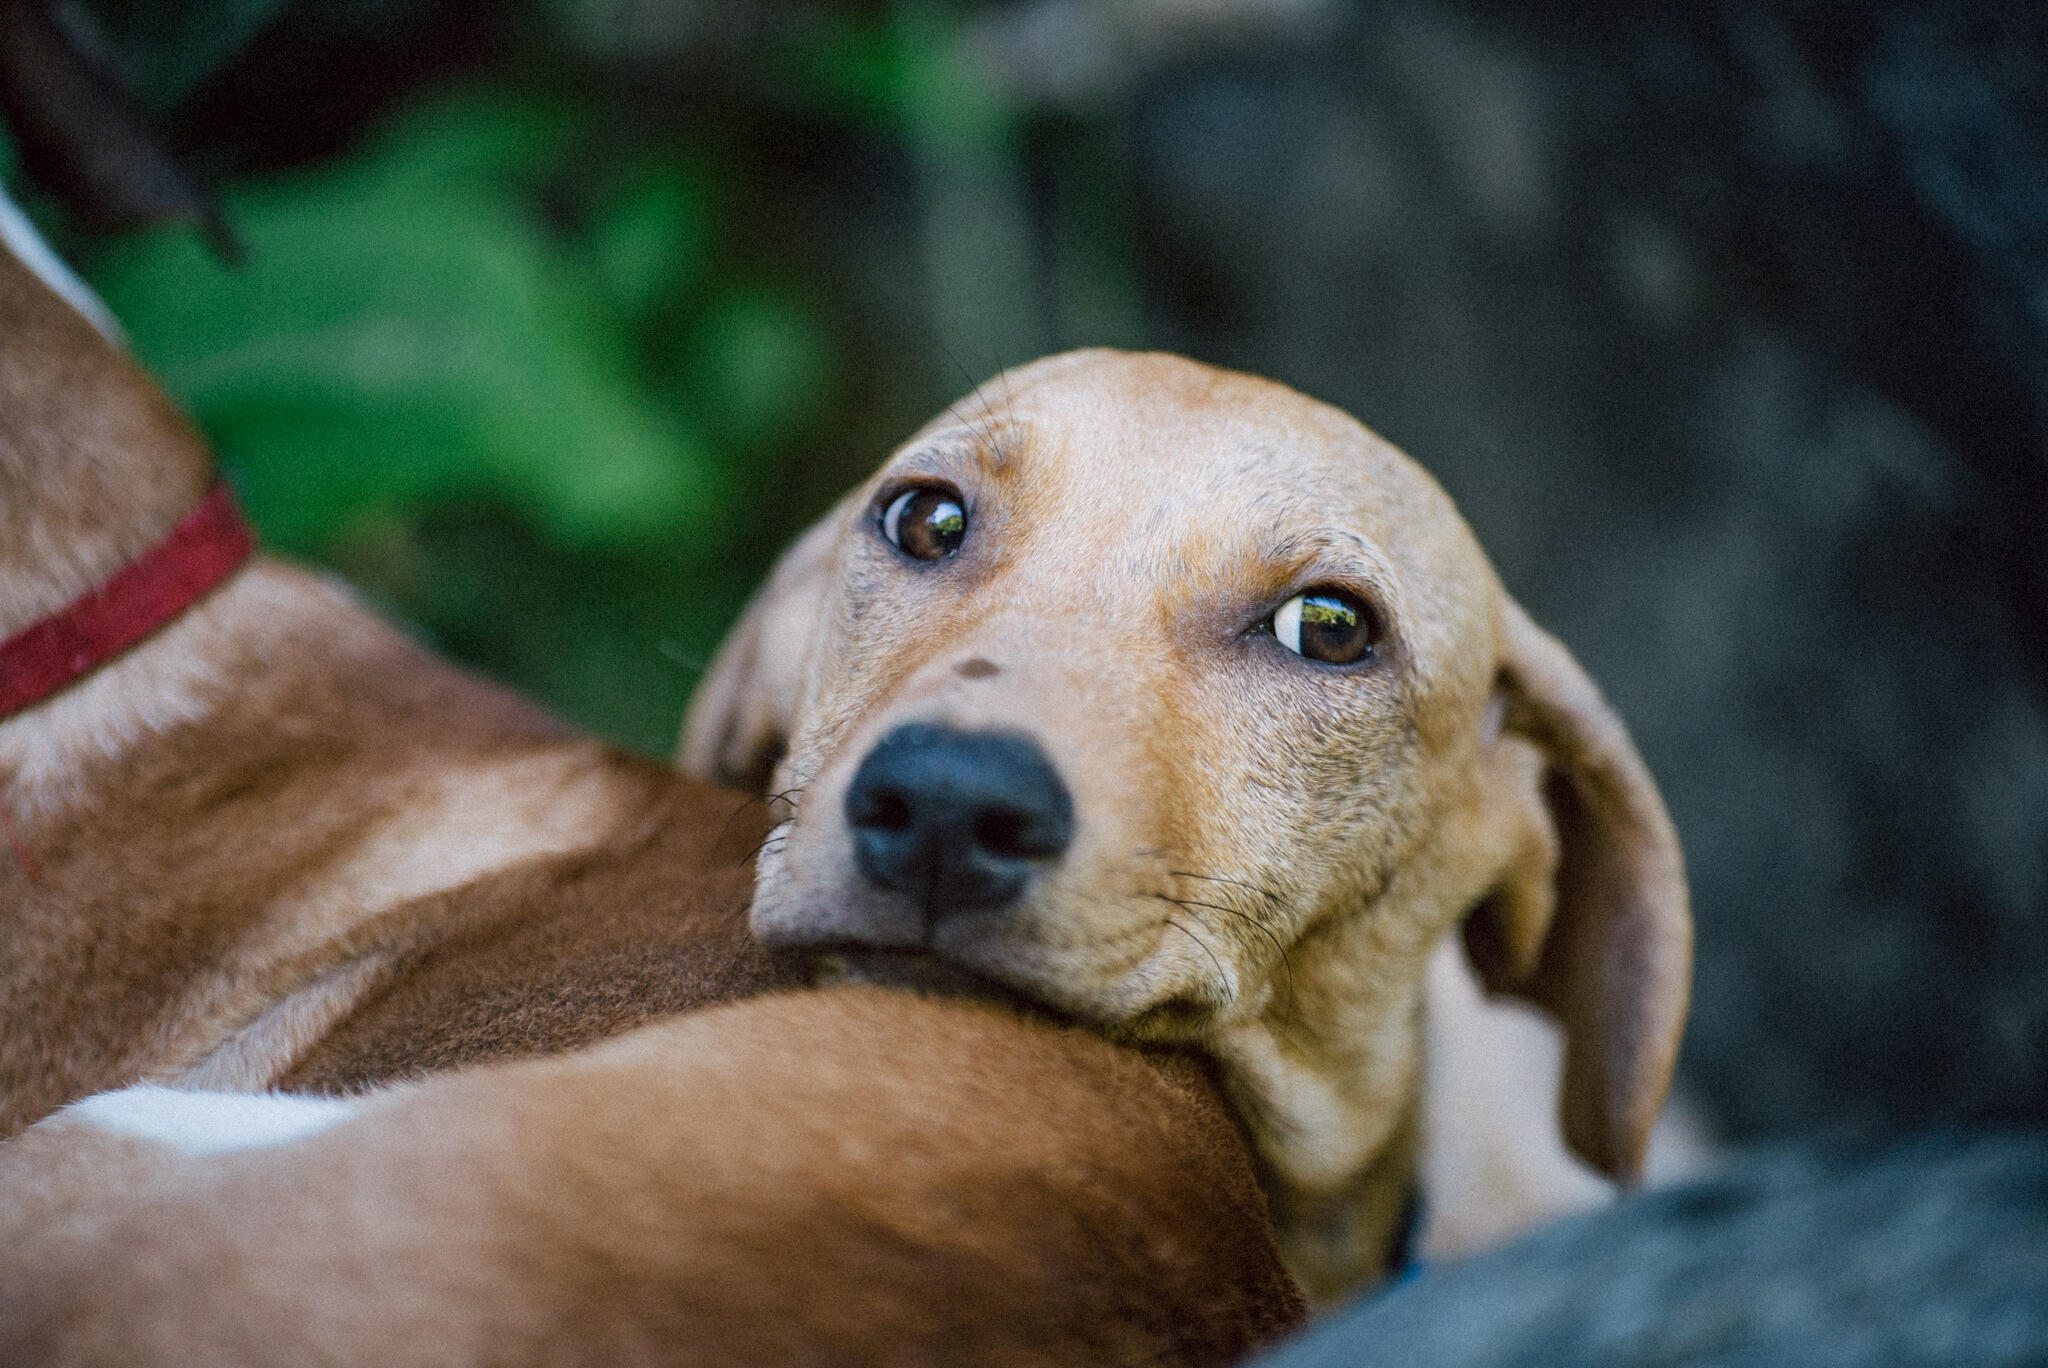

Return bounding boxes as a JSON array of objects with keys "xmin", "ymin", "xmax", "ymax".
[{"xmin": 0, "ymin": 484, "xmax": 256, "ymax": 721}]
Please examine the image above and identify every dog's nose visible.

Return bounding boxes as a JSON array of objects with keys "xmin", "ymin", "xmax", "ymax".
[{"xmin": 844, "ymin": 723, "xmax": 1072, "ymax": 915}]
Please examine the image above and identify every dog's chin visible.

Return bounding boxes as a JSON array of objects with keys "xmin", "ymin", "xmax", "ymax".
[
  {"xmin": 759, "ymin": 883, "xmax": 1232, "ymax": 1029},
  {"xmin": 813, "ymin": 946, "xmax": 1230, "ymax": 1045},
  {"xmin": 814, "ymin": 947, "xmax": 1047, "ymax": 1013}
]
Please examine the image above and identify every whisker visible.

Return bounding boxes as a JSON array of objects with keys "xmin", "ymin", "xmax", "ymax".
[
  {"xmin": 715, "ymin": 792, "xmax": 772, "ymax": 838},
  {"xmin": 1168, "ymin": 869, "xmax": 1284, "ymax": 905},
  {"xmin": 1162, "ymin": 916, "xmax": 1227, "ymax": 987},
  {"xmin": 936, "ymin": 340, "xmax": 1002, "ymax": 455},
  {"xmin": 715, "ymin": 786, "xmax": 808, "ymax": 847},
  {"xmin": 1152, "ymin": 890, "xmax": 1297, "ymax": 1017},
  {"xmin": 736, "ymin": 820, "xmax": 794, "ymax": 867}
]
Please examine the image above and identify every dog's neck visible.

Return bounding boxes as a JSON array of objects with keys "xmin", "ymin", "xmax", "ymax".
[
  {"xmin": 0, "ymin": 243, "xmax": 234, "ymax": 831},
  {"xmin": 1209, "ymin": 860, "xmax": 1461, "ymax": 1302},
  {"xmin": 0, "ymin": 246, "xmax": 215, "ymax": 641}
]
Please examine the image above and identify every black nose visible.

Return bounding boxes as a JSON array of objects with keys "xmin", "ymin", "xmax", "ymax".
[{"xmin": 844, "ymin": 723, "xmax": 1073, "ymax": 916}]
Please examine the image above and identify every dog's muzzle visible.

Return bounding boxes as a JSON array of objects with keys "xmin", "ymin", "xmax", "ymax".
[{"xmin": 843, "ymin": 723, "xmax": 1072, "ymax": 919}]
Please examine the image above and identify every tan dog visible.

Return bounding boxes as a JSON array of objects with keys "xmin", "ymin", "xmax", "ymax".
[
  {"xmin": 683, "ymin": 349, "xmax": 1693, "ymax": 1298},
  {"xmin": 0, "ymin": 228, "xmax": 1304, "ymax": 1362}
]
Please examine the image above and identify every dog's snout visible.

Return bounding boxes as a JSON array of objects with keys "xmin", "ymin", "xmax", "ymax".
[{"xmin": 845, "ymin": 723, "xmax": 1072, "ymax": 915}]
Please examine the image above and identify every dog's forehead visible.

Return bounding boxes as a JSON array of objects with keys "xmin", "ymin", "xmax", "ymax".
[
  {"xmin": 948, "ymin": 352, "xmax": 1491, "ymax": 606},
  {"xmin": 920, "ymin": 353, "xmax": 1444, "ymax": 529}
]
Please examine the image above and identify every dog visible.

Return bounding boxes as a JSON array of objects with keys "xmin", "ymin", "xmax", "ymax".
[
  {"xmin": 0, "ymin": 216, "xmax": 1304, "ymax": 1363},
  {"xmin": 681, "ymin": 348, "xmax": 1695, "ymax": 1298},
  {"xmin": 1, "ymin": 989, "xmax": 1304, "ymax": 1367}
]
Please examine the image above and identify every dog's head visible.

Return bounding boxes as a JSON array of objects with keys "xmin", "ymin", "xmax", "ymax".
[{"xmin": 684, "ymin": 350, "xmax": 1687, "ymax": 1187}]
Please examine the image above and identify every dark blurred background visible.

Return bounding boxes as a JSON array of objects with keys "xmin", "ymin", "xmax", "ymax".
[{"xmin": 3, "ymin": 0, "xmax": 2042, "ymax": 1156}]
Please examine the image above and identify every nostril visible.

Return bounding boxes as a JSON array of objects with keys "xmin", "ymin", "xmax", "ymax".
[
  {"xmin": 973, "ymin": 807, "xmax": 1027, "ymax": 857},
  {"xmin": 972, "ymin": 805, "xmax": 1059, "ymax": 859},
  {"xmin": 852, "ymin": 787, "xmax": 914, "ymax": 832}
]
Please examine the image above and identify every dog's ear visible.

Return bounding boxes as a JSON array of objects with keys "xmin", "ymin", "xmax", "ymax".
[
  {"xmin": 1460, "ymin": 598, "xmax": 1691, "ymax": 1183},
  {"xmin": 678, "ymin": 505, "xmax": 847, "ymax": 794}
]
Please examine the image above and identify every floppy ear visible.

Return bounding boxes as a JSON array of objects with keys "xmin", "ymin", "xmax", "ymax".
[
  {"xmin": 678, "ymin": 506, "xmax": 846, "ymax": 794},
  {"xmin": 1459, "ymin": 597, "xmax": 1692, "ymax": 1183}
]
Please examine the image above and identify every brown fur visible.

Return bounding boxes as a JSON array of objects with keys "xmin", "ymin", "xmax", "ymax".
[
  {"xmin": 0, "ymin": 244, "xmax": 1305, "ymax": 1359},
  {"xmin": 682, "ymin": 349, "xmax": 1693, "ymax": 1299},
  {"xmin": 0, "ymin": 563, "xmax": 797, "ymax": 1132},
  {"xmin": 0, "ymin": 239, "xmax": 210, "ymax": 639},
  {"xmin": 3, "ymin": 989, "xmax": 1303, "ymax": 1368}
]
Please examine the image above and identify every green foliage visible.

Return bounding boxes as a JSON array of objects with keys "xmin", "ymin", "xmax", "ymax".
[
  {"xmin": 786, "ymin": 2, "xmax": 1020, "ymax": 150},
  {"xmin": 682, "ymin": 286, "xmax": 832, "ymax": 452},
  {"xmin": 589, "ymin": 165, "xmax": 710, "ymax": 322},
  {"xmin": 88, "ymin": 92, "xmax": 724, "ymax": 555}
]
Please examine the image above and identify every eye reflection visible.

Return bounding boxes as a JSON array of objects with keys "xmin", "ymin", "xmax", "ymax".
[
  {"xmin": 1271, "ymin": 588, "xmax": 1376, "ymax": 665},
  {"xmin": 881, "ymin": 486, "xmax": 967, "ymax": 561}
]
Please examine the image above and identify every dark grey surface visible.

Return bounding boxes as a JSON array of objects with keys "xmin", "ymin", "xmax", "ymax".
[{"xmin": 1257, "ymin": 1134, "xmax": 2048, "ymax": 1368}]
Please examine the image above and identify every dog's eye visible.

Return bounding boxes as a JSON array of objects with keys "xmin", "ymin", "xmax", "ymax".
[
  {"xmin": 1271, "ymin": 588, "xmax": 1377, "ymax": 665},
  {"xmin": 881, "ymin": 486, "xmax": 967, "ymax": 561}
]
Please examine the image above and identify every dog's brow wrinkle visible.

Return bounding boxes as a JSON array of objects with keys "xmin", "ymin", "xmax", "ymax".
[
  {"xmin": 894, "ymin": 434, "xmax": 976, "ymax": 476},
  {"xmin": 1263, "ymin": 531, "xmax": 1312, "ymax": 562},
  {"xmin": 973, "ymin": 423, "xmax": 1020, "ymax": 472},
  {"xmin": 1259, "ymin": 527, "xmax": 1376, "ymax": 569}
]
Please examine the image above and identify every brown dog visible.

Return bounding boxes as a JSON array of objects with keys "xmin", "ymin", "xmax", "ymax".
[
  {"xmin": 2, "ymin": 991, "xmax": 1302, "ymax": 1367},
  {"xmin": 0, "ymin": 228, "xmax": 1303, "ymax": 1362},
  {"xmin": 682, "ymin": 349, "xmax": 1694, "ymax": 1298}
]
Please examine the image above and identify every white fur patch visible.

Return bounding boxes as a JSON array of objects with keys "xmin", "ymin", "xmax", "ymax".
[
  {"xmin": 64, "ymin": 1085, "xmax": 360, "ymax": 1156},
  {"xmin": 1417, "ymin": 939, "xmax": 1720, "ymax": 1259},
  {"xmin": 172, "ymin": 953, "xmax": 397, "ymax": 1092},
  {"xmin": 0, "ymin": 181, "xmax": 124, "ymax": 343}
]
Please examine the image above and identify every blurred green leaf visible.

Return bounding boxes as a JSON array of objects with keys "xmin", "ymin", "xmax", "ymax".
[
  {"xmin": 684, "ymin": 285, "xmax": 831, "ymax": 451},
  {"xmin": 785, "ymin": 3, "xmax": 1017, "ymax": 150},
  {"xmin": 591, "ymin": 164, "xmax": 710, "ymax": 320},
  {"xmin": 784, "ymin": 11, "xmax": 905, "ymax": 133}
]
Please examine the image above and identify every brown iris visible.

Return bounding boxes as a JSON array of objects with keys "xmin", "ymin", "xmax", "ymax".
[
  {"xmin": 1273, "ymin": 588, "xmax": 1377, "ymax": 664},
  {"xmin": 881, "ymin": 486, "xmax": 968, "ymax": 561}
]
